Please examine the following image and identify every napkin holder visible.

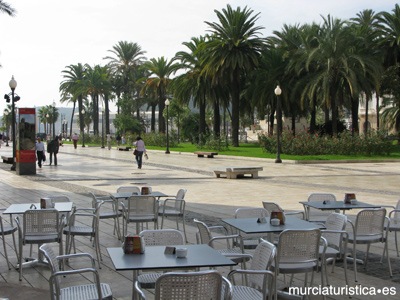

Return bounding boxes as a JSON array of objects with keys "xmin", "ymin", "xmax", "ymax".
[
  {"xmin": 270, "ymin": 211, "xmax": 285, "ymax": 225},
  {"xmin": 344, "ymin": 193, "xmax": 356, "ymax": 204},
  {"xmin": 123, "ymin": 235, "xmax": 145, "ymax": 254},
  {"xmin": 141, "ymin": 187, "xmax": 151, "ymax": 195},
  {"xmin": 40, "ymin": 198, "xmax": 54, "ymax": 209}
]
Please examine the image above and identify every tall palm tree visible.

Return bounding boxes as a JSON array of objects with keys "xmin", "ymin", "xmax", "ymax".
[
  {"xmin": 37, "ymin": 107, "xmax": 49, "ymax": 135},
  {"xmin": 60, "ymin": 63, "xmax": 86, "ymax": 139},
  {"xmin": 0, "ymin": 1, "xmax": 16, "ymax": 16},
  {"xmin": 140, "ymin": 57, "xmax": 180, "ymax": 133},
  {"xmin": 202, "ymin": 4, "xmax": 266, "ymax": 146}
]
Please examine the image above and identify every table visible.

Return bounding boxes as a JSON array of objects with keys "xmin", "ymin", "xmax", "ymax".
[
  {"xmin": 3, "ymin": 202, "xmax": 73, "ymax": 215},
  {"xmin": 110, "ymin": 191, "xmax": 168, "ymax": 200},
  {"xmin": 299, "ymin": 200, "xmax": 381, "ymax": 220},
  {"xmin": 107, "ymin": 244, "xmax": 236, "ymax": 300}
]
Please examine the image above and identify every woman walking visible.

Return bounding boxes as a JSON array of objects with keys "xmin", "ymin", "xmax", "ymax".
[{"xmin": 133, "ymin": 136, "xmax": 146, "ymax": 169}]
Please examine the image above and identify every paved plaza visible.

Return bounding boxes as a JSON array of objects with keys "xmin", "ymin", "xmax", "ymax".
[{"xmin": 0, "ymin": 143, "xmax": 400, "ymax": 299}]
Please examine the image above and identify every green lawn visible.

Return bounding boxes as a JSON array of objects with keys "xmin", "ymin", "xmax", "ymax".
[{"xmin": 63, "ymin": 140, "xmax": 400, "ymax": 161}]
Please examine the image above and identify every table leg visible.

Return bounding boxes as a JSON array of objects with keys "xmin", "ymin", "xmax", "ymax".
[{"xmin": 132, "ymin": 270, "xmax": 138, "ymax": 300}]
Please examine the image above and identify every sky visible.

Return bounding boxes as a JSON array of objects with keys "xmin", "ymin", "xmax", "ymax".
[{"xmin": 0, "ymin": 0, "xmax": 398, "ymax": 115}]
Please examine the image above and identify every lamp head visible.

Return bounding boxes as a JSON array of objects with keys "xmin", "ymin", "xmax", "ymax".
[
  {"xmin": 9, "ymin": 76, "xmax": 17, "ymax": 90},
  {"xmin": 274, "ymin": 85, "xmax": 282, "ymax": 96},
  {"xmin": 81, "ymin": 109, "xmax": 85, "ymax": 114},
  {"xmin": 165, "ymin": 99, "xmax": 170, "ymax": 106}
]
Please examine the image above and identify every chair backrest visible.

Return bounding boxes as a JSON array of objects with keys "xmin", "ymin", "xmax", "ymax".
[
  {"xmin": 322, "ymin": 213, "xmax": 347, "ymax": 250},
  {"xmin": 262, "ymin": 201, "xmax": 283, "ymax": 215},
  {"xmin": 308, "ymin": 193, "xmax": 336, "ymax": 202},
  {"xmin": 391, "ymin": 200, "xmax": 400, "ymax": 224},
  {"xmin": 307, "ymin": 193, "xmax": 337, "ymax": 222},
  {"xmin": 46, "ymin": 195, "xmax": 71, "ymax": 203},
  {"xmin": 193, "ymin": 219, "xmax": 213, "ymax": 245},
  {"xmin": 355, "ymin": 208, "xmax": 386, "ymax": 237},
  {"xmin": 249, "ymin": 239, "xmax": 276, "ymax": 290},
  {"xmin": 140, "ymin": 229, "xmax": 184, "ymax": 246},
  {"xmin": 117, "ymin": 186, "xmax": 141, "ymax": 193},
  {"xmin": 126, "ymin": 196, "xmax": 157, "ymax": 217},
  {"xmin": 23, "ymin": 209, "xmax": 60, "ymax": 236},
  {"xmin": 176, "ymin": 189, "xmax": 187, "ymax": 200},
  {"xmin": 154, "ymin": 270, "xmax": 226, "ymax": 300},
  {"xmin": 235, "ymin": 207, "xmax": 269, "ymax": 219},
  {"xmin": 276, "ymin": 229, "xmax": 321, "ymax": 266}
]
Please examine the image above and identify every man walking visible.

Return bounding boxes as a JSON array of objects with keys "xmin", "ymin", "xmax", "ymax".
[
  {"xmin": 47, "ymin": 136, "xmax": 60, "ymax": 166},
  {"xmin": 35, "ymin": 137, "xmax": 46, "ymax": 168}
]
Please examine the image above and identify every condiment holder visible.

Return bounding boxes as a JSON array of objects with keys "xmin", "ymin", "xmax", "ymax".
[{"xmin": 271, "ymin": 218, "xmax": 280, "ymax": 226}]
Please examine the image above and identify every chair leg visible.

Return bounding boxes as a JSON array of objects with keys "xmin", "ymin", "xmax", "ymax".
[
  {"xmin": 395, "ymin": 232, "xmax": 399, "ymax": 257},
  {"xmin": 1, "ymin": 233, "xmax": 11, "ymax": 270},
  {"xmin": 18, "ymin": 241, "xmax": 23, "ymax": 281},
  {"xmin": 386, "ymin": 239, "xmax": 392, "ymax": 277},
  {"xmin": 11, "ymin": 231, "xmax": 19, "ymax": 262},
  {"xmin": 364, "ymin": 244, "xmax": 370, "ymax": 267},
  {"xmin": 182, "ymin": 216, "xmax": 188, "ymax": 243},
  {"xmin": 160, "ymin": 215, "xmax": 165, "ymax": 229},
  {"xmin": 353, "ymin": 243, "xmax": 358, "ymax": 282}
]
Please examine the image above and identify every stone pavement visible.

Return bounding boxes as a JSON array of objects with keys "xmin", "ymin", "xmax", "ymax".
[{"xmin": 0, "ymin": 143, "xmax": 400, "ymax": 299}]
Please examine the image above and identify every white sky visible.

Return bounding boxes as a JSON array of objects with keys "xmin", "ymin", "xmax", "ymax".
[{"xmin": 0, "ymin": 0, "xmax": 398, "ymax": 114}]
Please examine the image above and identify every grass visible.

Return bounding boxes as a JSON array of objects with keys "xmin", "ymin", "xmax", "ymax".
[{"xmin": 62, "ymin": 140, "xmax": 400, "ymax": 161}]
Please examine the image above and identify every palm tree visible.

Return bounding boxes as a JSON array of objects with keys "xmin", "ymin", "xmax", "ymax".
[
  {"xmin": 202, "ymin": 4, "xmax": 265, "ymax": 146},
  {"xmin": 140, "ymin": 57, "xmax": 180, "ymax": 133},
  {"xmin": 2, "ymin": 104, "xmax": 12, "ymax": 139},
  {"xmin": 37, "ymin": 106, "xmax": 49, "ymax": 135},
  {"xmin": 0, "ymin": 1, "xmax": 16, "ymax": 16},
  {"xmin": 60, "ymin": 63, "xmax": 86, "ymax": 139}
]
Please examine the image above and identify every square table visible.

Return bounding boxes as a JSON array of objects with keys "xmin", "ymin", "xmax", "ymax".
[
  {"xmin": 110, "ymin": 191, "xmax": 168, "ymax": 200},
  {"xmin": 107, "ymin": 244, "xmax": 236, "ymax": 300},
  {"xmin": 3, "ymin": 202, "xmax": 73, "ymax": 215}
]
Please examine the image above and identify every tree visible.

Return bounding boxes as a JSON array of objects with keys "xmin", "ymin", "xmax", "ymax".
[
  {"xmin": 140, "ymin": 57, "xmax": 180, "ymax": 133},
  {"xmin": 202, "ymin": 4, "xmax": 265, "ymax": 146}
]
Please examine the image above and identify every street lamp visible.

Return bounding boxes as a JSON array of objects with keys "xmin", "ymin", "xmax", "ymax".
[
  {"xmin": 52, "ymin": 101, "xmax": 56, "ymax": 139},
  {"xmin": 62, "ymin": 119, "xmax": 68, "ymax": 139},
  {"xmin": 101, "ymin": 107, "xmax": 105, "ymax": 148},
  {"xmin": 46, "ymin": 113, "xmax": 50, "ymax": 135},
  {"xmin": 4, "ymin": 110, "xmax": 9, "ymax": 146},
  {"xmin": 6, "ymin": 76, "xmax": 18, "ymax": 170},
  {"xmin": 81, "ymin": 109, "xmax": 85, "ymax": 147},
  {"xmin": 274, "ymin": 85, "xmax": 282, "ymax": 163},
  {"xmin": 164, "ymin": 99, "xmax": 170, "ymax": 154}
]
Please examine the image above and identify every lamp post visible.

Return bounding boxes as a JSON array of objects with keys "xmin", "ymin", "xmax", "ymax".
[
  {"xmin": 46, "ymin": 113, "xmax": 50, "ymax": 136},
  {"xmin": 274, "ymin": 85, "xmax": 282, "ymax": 163},
  {"xmin": 164, "ymin": 99, "xmax": 170, "ymax": 154},
  {"xmin": 81, "ymin": 109, "xmax": 85, "ymax": 147},
  {"xmin": 52, "ymin": 101, "xmax": 56, "ymax": 139},
  {"xmin": 9, "ymin": 76, "xmax": 17, "ymax": 170},
  {"xmin": 101, "ymin": 107, "xmax": 105, "ymax": 148},
  {"xmin": 4, "ymin": 110, "xmax": 9, "ymax": 146}
]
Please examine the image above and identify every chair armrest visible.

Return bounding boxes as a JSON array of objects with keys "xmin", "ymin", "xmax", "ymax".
[
  {"xmin": 285, "ymin": 211, "xmax": 305, "ymax": 219},
  {"xmin": 74, "ymin": 207, "xmax": 96, "ymax": 213},
  {"xmin": 228, "ymin": 268, "xmax": 274, "ymax": 278},
  {"xmin": 209, "ymin": 234, "xmax": 245, "ymax": 251},
  {"xmin": 0, "ymin": 208, "xmax": 6, "ymax": 212},
  {"xmin": 56, "ymin": 252, "xmax": 96, "ymax": 268},
  {"xmin": 389, "ymin": 209, "xmax": 400, "ymax": 218},
  {"xmin": 135, "ymin": 281, "xmax": 147, "ymax": 300},
  {"xmin": 208, "ymin": 225, "xmax": 228, "ymax": 235},
  {"xmin": 222, "ymin": 276, "xmax": 233, "ymax": 300},
  {"xmin": 381, "ymin": 205, "xmax": 396, "ymax": 209},
  {"xmin": 223, "ymin": 253, "xmax": 253, "ymax": 260}
]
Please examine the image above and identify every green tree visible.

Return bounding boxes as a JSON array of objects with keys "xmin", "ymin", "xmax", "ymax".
[{"xmin": 202, "ymin": 4, "xmax": 265, "ymax": 146}]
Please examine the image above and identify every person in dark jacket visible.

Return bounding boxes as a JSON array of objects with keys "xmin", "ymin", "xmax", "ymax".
[{"xmin": 47, "ymin": 136, "xmax": 60, "ymax": 166}]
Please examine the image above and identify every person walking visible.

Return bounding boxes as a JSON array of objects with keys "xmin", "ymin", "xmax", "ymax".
[
  {"xmin": 107, "ymin": 134, "xmax": 112, "ymax": 150},
  {"xmin": 133, "ymin": 136, "xmax": 146, "ymax": 169},
  {"xmin": 35, "ymin": 137, "xmax": 46, "ymax": 168},
  {"xmin": 47, "ymin": 136, "xmax": 60, "ymax": 166},
  {"xmin": 116, "ymin": 134, "xmax": 121, "ymax": 147},
  {"xmin": 72, "ymin": 133, "xmax": 79, "ymax": 149}
]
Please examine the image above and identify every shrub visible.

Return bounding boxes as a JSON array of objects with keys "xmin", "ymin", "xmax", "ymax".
[{"xmin": 196, "ymin": 133, "xmax": 229, "ymax": 151}]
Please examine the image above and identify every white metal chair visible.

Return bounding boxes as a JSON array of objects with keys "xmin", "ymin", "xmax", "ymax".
[
  {"xmin": 39, "ymin": 244, "xmax": 112, "ymax": 300},
  {"xmin": 233, "ymin": 207, "xmax": 269, "ymax": 249},
  {"xmin": 135, "ymin": 270, "xmax": 233, "ymax": 300},
  {"xmin": 319, "ymin": 213, "xmax": 348, "ymax": 286},
  {"xmin": 0, "ymin": 208, "xmax": 18, "ymax": 269},
  {"xmin": 305, "ymin": 193, "xmax": 337, "ymax": 222},
  {"xmin": 137, "ymin": 229, "xmax": 185, "ymax": 288},
  {"xmin": 89, "ymin": 191, "xmax": 122, "ymax": 240},
  {"xmin": 15, "ymin": 209, "xmax": 65, "ymax": 281},
  {"xmin": 347, "ymin": 208, "xmax": 392, "ymax": 282},
  {"xmin": 158, "ymin": 188, "xmax": 187, "ymax": 242},
  {"xmin": 45, "ymin": 195, "xmax": 72, "ymax": 221},
  {"xmin": 116, "ymin": 185, "xmax": 141, "ymax": 211},
  {"xmin": 228, "ymin": 238, "xmax": 276, "ymax": 300},
  {"xmin": 271, "ymin": 229, "xmax": 326, "ymax": 297},
  {"xmin": 63, "ymin": 204, "xmax": 102, "ymax": 268},
  {"xmin": 382, "ymin": 200, "xmax": 400, "ymax": 257},
  {"xmin": 262, "ymin": 201, "xmax": 305, "ymax": 219},
  {"xmin": 122, "ymin": 195, "xmax": 158, "ymax": 236}
]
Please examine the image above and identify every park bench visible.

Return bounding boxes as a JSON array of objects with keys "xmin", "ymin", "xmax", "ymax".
[
  {"xmin": 194, "ymin": 151, "xmax": 218, "ymax": 158},
  {"xmin": 117, "ymin": 146, "xmax": 131, "ymax": 151},
  {"xmin": 1, "ymin": 156, "xmax": 13, "ymax": 164},
  {"xmin": 214, "ymin": 166, "xmax": 263, "ymax": 179}
]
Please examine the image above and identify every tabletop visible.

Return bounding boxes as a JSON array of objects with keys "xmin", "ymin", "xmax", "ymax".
[
  {"xmin": 3, "ymin": 202, "xmax": 73, "ymax": 214},
  {"xmin": 110, "ymin": 191, "xmax": 168, "ymax": 199},
  {"xmin": 107, "ymin": 244, "xmax": 236, "ymax": 271},
  {"xmin": 222, "ymin": 216, "xmax": 322, "ymax": 234},
  {"xmin": 299, "ymin": 201, "xmax": 381, "ymax": 211}
]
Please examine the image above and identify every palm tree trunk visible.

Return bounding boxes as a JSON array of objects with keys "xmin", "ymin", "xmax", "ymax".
[
  {"xmin": 331, "ymin": 92, "xmax": 338, "ymax": 136},
  {"xmin": 213, "ymin": 98, "xmax": 220, "ymax": 136},
  {"xmin": 364, "ymin": 95, "xmax": 369, "ymax": 135},
  {"xmin": 199, "ymin": 95, "xmax": 206, "ymax": 137},
  {"xmin": 376, "ymin": 92, "xmax": 380, "ymax": 130},
  {"xmin": 351, "ymin": 96, "xmax": 359, "ymax": 136},
  {"xmin": 70, "ymin": 102, "xmax": 76, "ymax": 139},
  {"xmin": 231, "ymin": 67, "xmax": 240, "ymax": 147},
  {"xmin": 158, "ymin": 85, "xmax": 166, "ymax": 134},
  {"xmin": 78, "ymin": 96, "xmax": 84, "ymax": 137},
  {"xmin": 105, "ymin": 94, "xmax": 110, "ymax": 134}
]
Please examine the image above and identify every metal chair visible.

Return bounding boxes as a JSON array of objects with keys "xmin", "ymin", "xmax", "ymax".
[
  {"xmin": 271, "ymin": 229, "xmax": 326, "ymax": 297},
  {"xmin": 39, "ymin": 244, "xmax": 112, "ymax": 300},
  {"xmin": 262, "ymin": 201, "xmax": 305, "ymax": 219},
  {"xmin": 228, "ymin": 238, "xmax": 276, "ymax": 300},
  {"xmin": 63, "ymin": 204, "xmax": 102, "ymax": 268},
  {"xmin": 233, "ymin": 207, "xmax": 269, "ymax": 249},
  {"xmin": 116, "ymin": 185, "xmax": 141, "ymax": 212},
  {"xmin": 382, "ymin": 200, "xmax": 400, "ymax": 257},
  {"xmin": 194, "ymin": 219, "xmax": 250, "ymax": 267},
  {"xmin": 89, "ymin": 191, "xmax": 122, "ymax": 240},
  {"xmin": 45, "ymin": 195, "xmax": 72, "ymax": 221},
  {"xmin": 135, "ymin": 270, "xmax": 233, "ymax": 300},
  {"xmin": 305, "ymin": 193, "xmax": 337, "ymax": 222},
  {"xmin": 137, "ymin": 229, "xmax": 185, "ymax": 288},
  {"xmin": 347, "ymin": 208, "xmax": 392, "ymax": 282},
  {"xmin": 158, "ymin": 188, "xmax": 188, "ymax": 242},
  {"xmin": 320, "ymin": 213, "xmax": 348, "ymax": 286},
  {"xmin": 15, "ymin": 209, "xmax": 65, "ymax": 281},
  {"xmin": 0, "ymin": 208, "xmax": 18, "ymax": 269},
  {"xmin": 121, "ymin": 196, "xmax": 158, "ymax": 236}
]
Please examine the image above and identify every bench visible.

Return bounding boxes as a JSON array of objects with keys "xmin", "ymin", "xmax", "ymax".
[
  {"xmin": 117, "ymin": 146, "xmax": 131, "ymax": 151},
  {"xmin": 214, "ymin": 166, "xmax": 263, "ymax": 179},
  {"xmin": 194, "ymin": 151, "xmax": 218, "ymax": 158},
  {"xmin": 1, "ymin": 156, "xmax": 13, "ymax": 164}
]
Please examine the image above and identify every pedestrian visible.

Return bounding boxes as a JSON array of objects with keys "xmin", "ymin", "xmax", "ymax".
[
  {"xmin": 122, "ymin": 135, "xmax": 126, "ymax": 145},
  {"xmin": 116, "ymin": 133, "xmax": 121, "ymax": 146},
  {"xmin": 72, "ymin": 133, "xmax": 79, "ymax": 149},
  {"xmin": 47, "ymin": 136, "xmax": 60, "ymax": 166},
  {"xmin": 107, "ymin": 133, "xmax": 112, "ymax": 150},
  {"xmin": 35, "ymin": 137, "xmax": 46, "ymax": 168},
  {"xmin": 133, "ymin": 136, "xmax": 146, "ymax": 169}
]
